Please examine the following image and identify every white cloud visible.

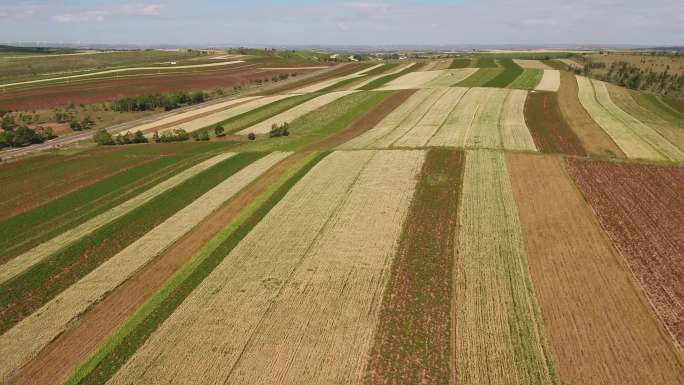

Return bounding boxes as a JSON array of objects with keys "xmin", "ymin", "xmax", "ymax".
[{"xmin": 53, "ymin": 3, "xmax": 164, "ymax": 23}]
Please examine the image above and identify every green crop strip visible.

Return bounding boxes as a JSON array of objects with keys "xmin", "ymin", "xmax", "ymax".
[
  {"xmin": 358, "ymin": 64, "xmax": 419, "ymax": 91},
  {"xmin": 455, "ymin": 68, "xmax": 503, "ymax": 87},
  {"xmin": 0, "ymin": 153, "xmax": 207, "ymax": 261},
  {"xmin": 0, "ymin": 152, "xmax": 267, "ymax": 335},
  {"xmin": 508, "ymin": 69, "xmax": 543, "ymax": 90},
  {"xmin": 65, "ymin": 151, "xmax": 328, "ymax": 385},
  {"xmin": 484, "ymin": 59, "xmax": 524, "ymax": 88},
  {"xmin": 449, "ymin": 59, "xmax": 472, "ymax": 68},
  {"xmin": 632, "ymin": 92, "xmax": 684, "ymax": 128},
  {"xmin": 475, "ymin": 58, "xmax": 498, "ymax": 68},
  {"xmin": 196, "ymin": 93, "xmax": 320, "ymax": 136}
]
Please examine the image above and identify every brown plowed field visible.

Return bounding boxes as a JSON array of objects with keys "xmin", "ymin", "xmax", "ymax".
[
  {"xmin": 0, "ymin": 67, "xmax": 314, "ymax": 110},
  {"xmin": 507, "ymin": 153, "xmax": 684, "ymax": 385},
  {"xmin": 566, "ymin": 159, "xmax": 684, "ymax": 354},
  {"xmin": 558, "ymin": 71, "xmax": 624, "ymax": 157},
  {"xmin": 9, "ymin": 152, "xmax": 304, "ymax": 385},
  {"xmin": 365, "ymin": 149, "xmax": 462, "ymax": 385},
  {"xmin": 524, "ymin": 91, "xmax": 586, "ymax": 156},
  {"xmin": 304, "ymin": 89, "xmax": 416, "ymax": 151}
]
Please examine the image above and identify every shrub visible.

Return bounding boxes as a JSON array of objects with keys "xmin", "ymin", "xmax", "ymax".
[
  {"xmin": 269, "ymin": 122, "xmax": 290, "ymax": 138},
  {"xmin": 93, "ymin": 128, "xmax": 115, "ymax": 145},
  {"xmin": 247, "ymin": 132, "xmax": 256, "ymax": 141}
]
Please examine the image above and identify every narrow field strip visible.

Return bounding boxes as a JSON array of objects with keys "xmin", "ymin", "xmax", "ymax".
[
  {"xmin": 358, "ymin": 63, "xmax": 422, "ymax": 91},
  {"xmin": 508, "ymin": 69, "xmax": 543, "ymax": 90},
  {"xmin": 558, "ymin": 58, "xmax": 583, "ymax": 71},
  {"xmin": 428, "ymin": 87, "xmax": 489, "ymax": 147},
  {"xmin": 237, "ymin": 91, "xmax": 357, "ymax": 135},
  {"xmin": 104, "ymin": 150, "xmax": 378, "ymax": 385},
  {"xmin": 378, "ymin": 70, "xmax": 446, "ymax": 90},
  {"xmin": 632, "ymin": 92, "xmax": 684, "ymax": 128},
  {"xmin": 152, "ymin": 94, "xmax": 296, "ymax": 134},
  {"xmin": 423, "ymin": 68, "xmax": 478, "ymax": 88},
  {"xmin": 513, "ymin": 59, "xmax": 553, "ymax": 70},
  {"xmin": 0, "ymin": 152, "xmax": 290, "ymax": 383},
  {"xmin": 558, "ymin": 71, "xmax": 623, "ymax": 156},
  {"xmin": 54, "ymin": 152, "xmax": 326, "ymax": 385},
  {"xmin": 455, "ymin": 68, "xmax": 503, "ymax": 87},
  {"xmin": 338, "ymin": 89, "xmax": 434, "ymax": 149},
  {"xmin": 393, "ymin": 87, "xmax": 466, "ymax": 147},
  {"xmin": 535, "ymin": 70, "xmax": 560, "ymax": 92},
  {"xmin": 0, "ymin": 153, "xmax": 235, "ymax": 286},
  {"xmin": 456, "ymin": 150, "xmax": 559, "ymax": 385},
  {"xmin": 351, "ymin": 63, "xmax": 415, "ymax": 90},
  {"xmin": 567, "ymin": 159, "xmax": 684, "ymax": 354},
  {"xmin": 577, "ymin": 76, "xmax": 682, "ymax": 161},
  {"xmin": 592, "ymin": 80, "xmax": 683, "ymax": 161},
  {"xmin": 508, "ymin": 153, "xmax": 684, "ymax": 385},
  {"xmin": 501, "ymin": 89, "xmax": 538, "ymax": 151},
  {"xmin": 365, "ymin": 149, "xmax": 462, "ymax": 385},
  {"xmin": 0, "ymin": 150, "xmax": 207, "ymax": 262},
  {"xmin": 465, "ymin": 88, "xmax": 509, "ymax": 149},
  {"xmin": 524, "ymin": 91, "xmax": 586, "ymax": 155},
  {"xmin": 133, "ymin": 95, "xmax": 262, "ymax": 133},
  {"xmin": 449, "ymin": 59, "xmax": 472, "ymax": 68},
  {"xmin": 422, "ymin": 60, "xmax": 452, "ymax": 71},
  {"xmin": 287, "ymin": 64, "xmax": 383, "ymax": 94},
  {"xmin": 607, "ymin": 84, "xmax": 684, "ymax": 152},
  {"xmin": 483, "ymin": 59, "xmax": 524, "ymax": 88},
  {"xmin": 474, "ymin": 58, "xmax": 498, "ymax": 68}
]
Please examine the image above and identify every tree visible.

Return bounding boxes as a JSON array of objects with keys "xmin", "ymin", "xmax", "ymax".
[
  {"xmin": 214, "ymin": 125, "xmax": 225, "ymax": 137},
  {"xmin": 81, "ymin": 115, "xmax": 95, "ymax": 130},
  {"xmin": 35, "ymin": 126, "xmax": 55, "ymax": 141},
  {"xmin": 247, "ymin": 132, "xmax": 256, "ymax": 141},
  {"xmin": 93, "ymin": 128, "xmax": 114, "ymax": 145},
  {"xmin": 1, "ymin": 114, "xmax": 17, "ymax": 131},
  {"xmin": 153, "ymin": 131, "xmax": 160, "ymax": 143},
  {"xmin": 133, "ymin": 130, "xmax": 148, "ymax": 143}
]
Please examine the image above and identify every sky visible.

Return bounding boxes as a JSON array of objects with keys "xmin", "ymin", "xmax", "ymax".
[{"xmin": 0, "ymin": 0, "xmax": 682, "ymax": 47}]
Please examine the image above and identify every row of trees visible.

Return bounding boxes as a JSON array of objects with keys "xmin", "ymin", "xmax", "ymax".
[
  {"xmin": 94, "ymin": 129, "xmax": 148, "ymax": 146},
  {"xmin": 110, "ymin": 91, "xmax": 207, "ymax": 112},
  {"xmin": 0, "ymin": 113, "xmax": 55, "ymax": 148}
]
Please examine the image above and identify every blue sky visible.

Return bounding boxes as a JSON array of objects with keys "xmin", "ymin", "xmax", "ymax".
[{"xmin": 0, "ymin": 0, "xmax": 682, "ymax": 46}]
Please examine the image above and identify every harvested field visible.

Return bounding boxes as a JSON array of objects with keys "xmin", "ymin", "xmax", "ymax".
[
  {"xmin": 456, "ymin": 150, "xmax": 559, "ymax": 385},
  {"xmin": 12, "ymin": 152, "xmax": 312, "ymax": 385},
  {"xmin": 567, "ymin": 159, "xmax": 684, "ymax": 353},
  {"xmin": 0, "ymin": 152, "xmax": 290, "ymax": 383},
  {"xmin": 507, "ymin": 153, "xmax": 684, "ymax": 385},
  {"xmin": 286, "ymin": 64, "xmax": 382, "ymax": 94},
  {"xmin": 237, "ymin": 91, "xmax": 357, "ymax": 135},
  {"xmin": 455, "ymin": 68, "xmax": 503, "ymax": 87},
  {"xmin": 535, "ymin": 70, "xmax": 560, "ymax": 92},
  {"xmin": 607, "ymin": 85, "xmax": 684, "ymax": 150},
  {"xmin": 483, "ymin": 59, "xmax": 524, "ymax": 88},
  {"xmin": 378, "ymin": 70, "xmax": 445, "ymax": 90},
  {"xmin": 428, "ymin": 88, "xmax": 537, "ymax": 152},
  {"xmin": 0, "ymin": 153, "xmax": 235, "ymax": 285},
  {"xmin": 423, "ymin": 68, "xmax": 478, "ymax": 88},
  {"xmin": 557, "ymin": 71, "xmax": 623, "ymax": 157},
  {"xmin": 524, "ymin": 91, "xmax": 586, "ymax": 155},
  {"xmin": 358, "ymin": 63, "xmax": 423, "ymax": 91},
  {"xmin": 393, "ymin": 88, "xmax": 466, "ymax": 147},
  {"xmin": 365, "ymin": 149, "xmax": 462, "ymax": 385},
  {"xmin": 508, "ymin": 69, "xmax": 543, "ymax": 90},
  {"xmin": 577, "ymin": 76, "xmax": 683, "ymax": 161},
  {"xmin": 67, "ymin": 152, "xmax": 327, "ymax": 385},
  {"xmin": 152, "ymin": 94, "xmax": 296, "ymax": 134},
  {"xmin": 107, "ymin": 149, "xmax": 424, "ymax": 385},
  {"xmin": 351, "ymin": 63, "xmax": 415, "ymax": 90},
  {"xmin": 513, "ymin": 59, "xmax": 553, "ymax": 70},
  {"xmin": 449, "ymin": 59, "xmax": 472, "ymax": 68},
  {"xmin": 422, "ymin": 60, "xmax": 452, "ymax": 71}
]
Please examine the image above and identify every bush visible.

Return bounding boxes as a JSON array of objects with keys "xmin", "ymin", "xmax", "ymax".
[
  {"xmin": 154, "ymin": 128, "xmax": 190, "ymax": 143},
  {"xmin": 110, "ymin": 90, "xmax": 209, "ymax": 113},
  {"xmin": 93, "ymin": 128, "xmax": 115, "ymax": 145},
  {"xmin": 269, "ymin": 122, "xmax": 289, "ymax": 138},
  {"xmin": 214, "ymin": 125, "xmax": 225, "ymax": 137},
  {"xmin": 1, "ymin": 126, "xmax": 43, "ymax": 147},
  {"xmin": 191, "ymin": 131, "xmax": 210, "ymax": 141},
  {"xmin": 247, "ymin": 132, "xmax": 256, "ymax": 141}
]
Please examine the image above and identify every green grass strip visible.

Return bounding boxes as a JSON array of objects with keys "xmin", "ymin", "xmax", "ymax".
[
  {"xmin": 484, "ymin": 59, "xmax": 524, "ymax": 88},
  {"xmin": 475, "ymin": 58, "xmax": 498, "ymax": 68},
  {"xmin": 455, "ymin": 68, "xmax": 503, "ymax": 87},
  {"xmin": 0, "ymin": 152, "xmax": 267, "ymax": 335},
  {"xmin": 196, "ymin": 93, "xmax": 320, "ymax": 136},
  {"xmin": 632, "ymin": 92, "xmax": 684, "ymax": 128},
  {"xmin": 0, "ymin": 153, "xmax": 206, "ymax": 261},
  {"xmin": 64, "ymin": 151, "xmax": 328, "ymax": 385},
  {"xmin": 508, "ymin": 69, "xmax": 543, "ymax": 90},
  {"xmin": 358, "ymin": 65, "xmax": 418, "ymax": 91},
  {"xmin": 449, "ymin": 59, "xmax": 472, "ymax": 68}
]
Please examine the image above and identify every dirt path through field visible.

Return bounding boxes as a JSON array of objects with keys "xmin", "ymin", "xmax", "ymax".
[
  {"xmin": 507, "ymin": 153, "xmax": 684, "ymax": 385},
  {"xmin": 9, "ymin": 152, "xmax": 307, "ymax": 385}
]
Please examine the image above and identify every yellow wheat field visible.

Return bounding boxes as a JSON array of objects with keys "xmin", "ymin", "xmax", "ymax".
[
  {"xmin": 422, "ymin": 68, "xmax": 478, "ymax": 88},
  {"xmin": 513, "ymin": 59, "xmax": 553, "ymax": 70},
  {"xmin": 0, "ymin": 153, "xmax": 235, "ymax": 285},
  {"xmin": 351, "ymin": 62, "xmax": 416, "ymax": 90},
  {"xmin": 286, "ymin": 64, "xmax": 384, "ymax": 94},
  {"xmin": 535, "ymin": 70, "xmax": 560, "ymax": 92},
  {"xmin": 237, "ymin": 91, "xmax": 358, "ymax": 135},
  {"xmin": 501, "ymin": 89, "xmax": 537, "ymax": 151},
  {"xmin": 108, "ymin": 149, "xmax": 423, "ymax": 385},
  {"xmin": 378, "ymin": 70, "xmax": 446, "ymax": 90},
  {"xmin": 0, "ymin": 152, "xmax": 291, "ymax": 383}
]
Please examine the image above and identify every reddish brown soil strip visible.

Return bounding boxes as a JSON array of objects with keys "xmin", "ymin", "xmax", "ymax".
[
  {"xmin": 558, "ymin": 71, "xmax": 624, "ymax": 157},
  {"xmin": 507, "ymin": 153, "xmax": 684, "ymax": 385},
  {"xmin": 0, "ymin": 67, "xmax": 315, "ymax": 110},
  {"xmin": 10, "ymin": 152, "xmax": 306, "ymax": 385},
  {"xmin": 524, "ymin": 91, "xmax": 586, "ymax": 156},
  {"xmin": 364, "ymin": 149, "xmax": 462, "ymax": 385},
  {"xmin": 303, "ymin": 89, "xmax": 416, "ymax": 151},
  {"xmin": 566, "ymin": 158, "xmax": 684, "ymax": 354}
]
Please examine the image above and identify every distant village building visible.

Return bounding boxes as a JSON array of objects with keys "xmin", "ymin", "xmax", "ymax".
[{"xmin": 329, "ymin": 54, "xmax": 340, "ymax": 60}]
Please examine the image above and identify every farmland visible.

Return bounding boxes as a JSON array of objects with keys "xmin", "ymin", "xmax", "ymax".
[{"xmin": 1, "ymin": 44, "xmax": 683, "ymax": 385}]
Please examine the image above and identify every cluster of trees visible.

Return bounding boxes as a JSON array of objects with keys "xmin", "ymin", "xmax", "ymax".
[
  {"xmin": 93, "ymin": 129, "xmax": 148, "ymax": 146},
  {"xmin": 0, "ymin": 113, "xmax": 55, "ymax": 148},
  {"xmin": 152, "ymin": 129, "xmax": 190, "ymax": 143},
  {"xmin": 269, "ymin": 122, "xmax": 290, "ymax": 137},
  {"xmin": 110, "ymin": 91, "xmax": 207, "ymax": 112},
  {"xmin": 55, "ymin": 109, "xmax": 96, "ymax": 131},
  {"xmin": 600, "ymin": 61, "xmax": 684, "ymax": 99},
  {"xmin": 249, "ymin": 73, "xmax": 295, "ymax": 86}
]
